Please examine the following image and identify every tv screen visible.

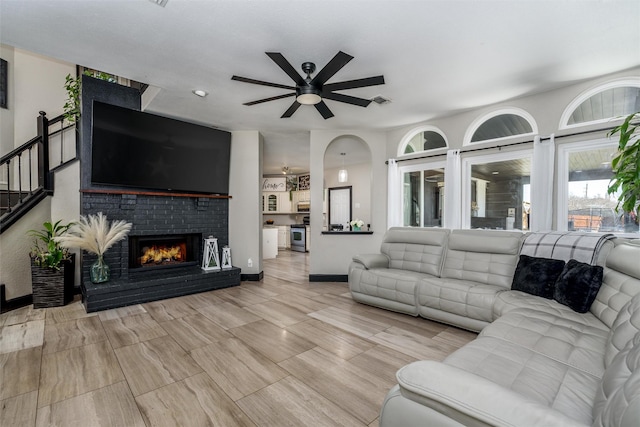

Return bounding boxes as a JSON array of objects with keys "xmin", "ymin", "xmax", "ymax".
[{"xmin": 91, "ymin": 101, "xmax": 231, "ymax": 195}]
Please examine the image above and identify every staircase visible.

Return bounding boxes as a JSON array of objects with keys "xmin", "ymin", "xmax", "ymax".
[{"xmin": 0, "ymin": 111, "xmax": 77, "ymax": 233}]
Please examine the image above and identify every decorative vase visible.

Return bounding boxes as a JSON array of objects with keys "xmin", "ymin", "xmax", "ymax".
[
  {"xmin": 353, "ymin": 226, "xmax": 361, "ymax": 231},
  {"xmin": 30, "ymin": 254, "xmax": 75, "ymax": 308},
  {"xmin": 90, "ymin": 255, "xmax": 110, "ymax": 284}
]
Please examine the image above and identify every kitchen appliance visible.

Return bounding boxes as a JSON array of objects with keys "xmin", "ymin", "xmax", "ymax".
[
  {"xmin": 290, "ymin": 224, "xmax": 307, "ymax": 252},
  {"xmin": 297, "ymin": 201, "xmax": 310, "ymax": 212}
]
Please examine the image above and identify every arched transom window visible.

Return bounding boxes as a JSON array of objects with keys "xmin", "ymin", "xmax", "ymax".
[
  {"xmin": 464, "ymin": 108, "xmax": 537, "ymax": 145},
  {"xmin": 560, "ymin": 79, "xmax": 640, "ymax": 129},
  {"xmin": 399, "ymin": 126, "xmax": 448, "ymax": 156}
]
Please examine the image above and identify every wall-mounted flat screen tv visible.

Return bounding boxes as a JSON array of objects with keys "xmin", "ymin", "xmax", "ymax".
[{"xmin": 91, "ymin": 101, "xmax": 231, "ymax": 195}]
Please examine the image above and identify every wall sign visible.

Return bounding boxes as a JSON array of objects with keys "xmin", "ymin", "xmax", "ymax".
[
  {"xmin": 0, "ymin": 58, "xmax": 7, "ymax": 109},
  {"xmin": 262, "ymin": 177, "xmax": 286, "ymax": 192},
  {"xmin": 298, "ymin": 174, "xmax": 310, "ymax": 190}
]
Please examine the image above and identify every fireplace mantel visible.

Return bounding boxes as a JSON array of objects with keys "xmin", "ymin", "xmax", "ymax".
[{"xmin": 81, "ymin": 188, "xmax": 231, "ymax": 199}]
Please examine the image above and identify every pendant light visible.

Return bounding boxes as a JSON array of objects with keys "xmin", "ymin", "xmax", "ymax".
[{"xmin": 338, "ymin": 152, "xmax": 348, "ymax": 183}]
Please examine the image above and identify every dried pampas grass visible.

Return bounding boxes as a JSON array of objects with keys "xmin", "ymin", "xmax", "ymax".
[{"xmin": 56, "ymin": 213, "xmax": 132, "ymax": 256}]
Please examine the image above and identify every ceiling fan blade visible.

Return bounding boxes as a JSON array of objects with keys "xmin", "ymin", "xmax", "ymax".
[
  {"xmin": 281, "ymin": 101, "xmax": 302, "ymax": 118},
  {"xmin": 310, "ymin": 51, "xmax": 353, "ymax": 86},
  {"xmin": 266, "ymin": 52, "xmax": 307, "ymax": 87},
  {"xmin": 323, "ymin": 75, "xmax": 385, "ymax": 92},
  {"xmin": 243, "ymin": 92, "xmax": 296, "ymax": 106},
  {"xmin": 322, "ymin": 92, "xmax": 372, "ymax": 107},
  {"xmin": 231, "ymin": 75, "xmax": 295, "ymax": 90},
  {"xmin": 314, "ymin": 101, "xmax": 334, "ymax": 119}
]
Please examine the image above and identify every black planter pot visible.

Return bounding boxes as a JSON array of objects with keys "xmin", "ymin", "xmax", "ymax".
[{"xmin": 30, "ymin": 253, "xmax": 75, "ymax": 308}]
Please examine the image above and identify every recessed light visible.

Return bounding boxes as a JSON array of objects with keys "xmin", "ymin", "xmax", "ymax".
[
  {"xmin": 192, "ymin": 89, "xmax": 208, "ymax": 97},
  {"xmin": 492, "ymin": 171, "xmax": 499, "ymax": 175}
]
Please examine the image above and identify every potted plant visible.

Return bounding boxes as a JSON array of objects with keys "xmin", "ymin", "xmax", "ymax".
[
  {"xmin": 608, "ymin": 112, "xmax": 640, "ymax": 222},
  {"xmin": 55, "ymin": 212, "xmax": 131, "ymax": 284},
  {"xmin": 28, "ymin": 220, "xmax": 76, "ymax": 308}
]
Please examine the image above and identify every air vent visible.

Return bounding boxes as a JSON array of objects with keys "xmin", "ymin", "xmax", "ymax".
[
  {"xmin": 149, "ymin": 0, "xmax": 169, "ymax": 7},
  {"xmin": 372, "ymin": 95, "xmax": 391, "ymax": 105}
]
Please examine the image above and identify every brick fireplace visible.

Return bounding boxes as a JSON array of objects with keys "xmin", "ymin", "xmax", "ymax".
[{"xmin": 79, "ymin": 191, "xmax": 240, "ymax": 312}]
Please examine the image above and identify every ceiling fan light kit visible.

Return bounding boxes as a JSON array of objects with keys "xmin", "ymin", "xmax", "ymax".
[{"xmin": 232, "ymin": 51, "xmax": 385, "ymax": 119}]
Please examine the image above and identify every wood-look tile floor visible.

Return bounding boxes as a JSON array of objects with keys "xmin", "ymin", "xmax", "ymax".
[{"xmin": 0, "ymin": 250, "xmax": 477, "ymax": 427}]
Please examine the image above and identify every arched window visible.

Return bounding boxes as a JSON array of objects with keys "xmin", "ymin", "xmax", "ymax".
[
  {"xmin": 560, "ymin": 79, "xmax": 640, "ymax": 129},
  {"xmin": 464, "ymin": 108, "xmax": 537, "ymax": 146},
  {"xmin": 398, "ymin": 126, "xmax": 448, "ymax": 156}
]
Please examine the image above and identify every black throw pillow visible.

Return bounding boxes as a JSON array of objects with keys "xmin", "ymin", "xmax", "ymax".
[
  {"xmin": 554, "ymin": 259, "xmax": 604, "ymax": 313},
  {"xmin": 511, "ymin": 255, "xmax": 566, "ymax": 299}
]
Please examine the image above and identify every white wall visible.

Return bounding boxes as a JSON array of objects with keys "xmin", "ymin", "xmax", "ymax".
[
  {"xmin": 310, "ymin": 130, "xmax": 386, "ymax": 276},
  {"xmin": 13, "ymin": 47, "xmax": 74, "ymax": 145},
  {"xmin": 0, "ymin": 198, "xmax": 51, "ymax": 300},
  {"xmin": 229, "ymin": 130, "xmax": 263, "ymax": 276},
  {"xmin": 0, "ymin": 47, "xmax": 78, "ymax": 300}
]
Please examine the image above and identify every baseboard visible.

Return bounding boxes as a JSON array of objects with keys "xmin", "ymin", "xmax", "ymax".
[
  {"xmin": 309, "ymin": 274, "xmax": 348, "ymax": 282},
  {"xmin": 241, "ymin": 271, "xmax": 264, "ymax": 281},
  {"xmin": 0, "ymin": 285, "xmax": 82, "ymax": 314},
  {"xmin": 0, "ymin": 285, "xmax": 33, "ymax": 313}
]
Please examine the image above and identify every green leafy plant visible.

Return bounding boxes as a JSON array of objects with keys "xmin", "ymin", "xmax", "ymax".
[
  {"xmin": 63, "ymin": 70, "xmax": 116, "ymax": 123},
  {"xmin": 607, "ymin": 112, "xmax": 640, "ymax": 217},
  {"xmin": 29, "ymin": 220, "xmax": 73, "ymax": 270}
]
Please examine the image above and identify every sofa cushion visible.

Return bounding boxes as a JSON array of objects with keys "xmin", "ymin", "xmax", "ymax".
[
  {"xmin": 590, "ymin": 242, "xmax": 640, "ymax": 328},
  {"xmin": 605, "ymin": 292, "xmax": 640, "ymax": 367},
  {"xmin": 444, "ymin": 335, "xmax": 601, "ymax": 425},
  {"xmin": 481, "ymin": 307, "xmax": 609, "ymax": 377},
  {"xmin": 494, "ymin": 291, "xmax": 610, "ymax": 330},
  {"xmin": 349, "ymin": 267, "xmax": 428, "ymax": 315},
  {"xmin": 441, "ymin": 230, "xmax": 523, "ymax": 288},
  {"xmin": 417, "ymin": 277, "xmax": 504, "ymax": 324},
  {"xmin": 592, "ymin": 332, "xmax": 640, "ymax": 427},
  {"xmin": 380, "ymin": 227, "xmax": 450, "ymax": 276},
  {"xmin": 511, "ymin": 255, "xmax": 565, "ymax": 299},
  {"xmin": 554, "ymin": 259, "xmax": 604, "ymax": 313}
]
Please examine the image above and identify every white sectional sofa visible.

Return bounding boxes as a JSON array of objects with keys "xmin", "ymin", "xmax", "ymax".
[{"xmin": 348, "ymin": 228, "xmax": 640, "ymax": 426}]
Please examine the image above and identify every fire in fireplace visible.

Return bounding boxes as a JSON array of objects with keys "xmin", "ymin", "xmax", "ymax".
[{"xmin": 129, "ymin": 233, "xmax": 201, "ymax": 271}]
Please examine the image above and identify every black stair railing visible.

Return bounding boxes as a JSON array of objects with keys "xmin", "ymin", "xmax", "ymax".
[{"xmin": 0, "ymin": 111, "xmax": 76, "ymax": 233}]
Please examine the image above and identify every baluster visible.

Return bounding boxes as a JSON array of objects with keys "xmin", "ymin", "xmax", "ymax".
[
  {"xmin": 17, "ymin": 152, "xmax": 23, "ymax": 203},
  {"xmin": 5, "ymin": 159, "xmax": 10, "ymax": 213},
  {"xmin": 28, "ymin": 146, "xmax": 33, "ymax": 194}
]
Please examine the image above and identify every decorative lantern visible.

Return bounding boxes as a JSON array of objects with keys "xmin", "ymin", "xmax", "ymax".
[
  {"xmin": 221, "ymin": 246, "xmax": 232, "ymax": 269},
  {"xmin": 202, "ymin": 236, "xmax": 221, "ymax": 271}
]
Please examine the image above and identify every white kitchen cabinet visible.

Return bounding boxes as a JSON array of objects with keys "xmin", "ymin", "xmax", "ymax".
[
  {"xmin": 262, "ymin": 192, "xmax": 291, "ymax": 213},
  {"xmin": 292, "ymin": 190, "xmax": 310, "ymax": 212},
  {"xmin": 277, "ymin": 225, "xmax": 289, "ymax": 249},
  {"xmin": 263, "ymin": 228, "xmax": 278, "ymax": 259}
]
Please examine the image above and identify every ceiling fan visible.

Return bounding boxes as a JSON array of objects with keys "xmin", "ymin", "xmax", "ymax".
[{"xmin": 231, "ymin": 51, "xmax": 385, "ymax": 119}]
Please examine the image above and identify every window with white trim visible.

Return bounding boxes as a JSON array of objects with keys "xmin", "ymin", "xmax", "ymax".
[
  {"xmin": 464, "ymin": 108, "xmax": 537, "ymax": 145},
  {"xmin": 462, "ymin": 150, "xmax": 533, "ymax": 230},
  {"xmin": 560, "ymin": 79, "xmax": 640, "ymax": 129},
  {"xmin": 400, "ymin": 161, "xmax": 446, "ymax": 227},
  {"xmin": 557, "ymin": 139, "xmax": 638, "ymax": 235},
  {"xmin": 399, "ymin": 126, "xmax": 448, "ymax": 156}
]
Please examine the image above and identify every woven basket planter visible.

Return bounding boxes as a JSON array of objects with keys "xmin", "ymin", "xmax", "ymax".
[{"xmin": 30, "ymin": 254, "xmax": 75, "ymax": 309}]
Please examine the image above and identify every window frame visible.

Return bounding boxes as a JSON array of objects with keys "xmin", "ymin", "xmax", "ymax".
[
  {"xmin": 398, "ymin": 160, "xmax": 447, "ymax": 228},
  {"xmin": 397, "ymin": 125, "xmax": 449, "ymax": 158},
  {"xmin": 556, "ymin": 137, "xmax": 618, "ymax": 232},
  {"xmin": 559, "ymin": 78, "xmax": 640, "ymax": 130},
  {"xmin": 463, "ymin": 108, "xmax": 538, "ymax": 147},
  {"xmin": 461, "ymin": 149, "xmax": 533, "ymax": 229}
]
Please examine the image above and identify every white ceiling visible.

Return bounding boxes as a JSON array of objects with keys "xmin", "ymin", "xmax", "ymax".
[{"xmin": 2, "ymin": 0, "xmax": 639, "ymax": 174}]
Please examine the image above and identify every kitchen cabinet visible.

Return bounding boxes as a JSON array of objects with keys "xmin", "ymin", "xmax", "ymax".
[
  {"xmin": 292, "ymin": 190, "xmax": 310, "ymax": 212},
  {"xmin": 262, "ymin": 192, "xmax": 292, "ymax": 213},
  {"xmin": 263, "ymin": 228, "xmax": 278, "ymax": 259},
  {"xmin": 277, "ymin": 225, "xmax": 290, "ymax": 249}
]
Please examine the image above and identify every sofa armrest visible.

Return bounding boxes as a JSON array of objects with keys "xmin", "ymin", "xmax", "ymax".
[
  {"xmin": 352, "ymin": 253, "xmax": 389, "ymax": 269},
  {"xmin": 396, "ymin": 361, "xmax": 585, "ymax": 427}
]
